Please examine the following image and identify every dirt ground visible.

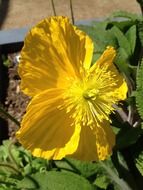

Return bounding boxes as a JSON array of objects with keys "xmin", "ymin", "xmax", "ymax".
[
  {"xmin": 0, "ymin": 0, "xmax": 141, "ymax": 30},
  {"xmin": 4, "ymin": 56, "xmax": 30, "ymax": 137}
]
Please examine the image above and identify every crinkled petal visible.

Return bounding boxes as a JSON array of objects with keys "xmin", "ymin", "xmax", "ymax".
[
  {"xmin": 90, "ymin": 46, "xmax": 128, "ymax": 101},
  {"xmin": 90, "ymin": 46, "xmax": 116, "ymax": 71},
  {"xmin": 85, "ymin": 46, "xmax": 128, "ymax": 122},
  {"xmin": 19, "ymin": 16, "xmax": 93, "ymax": 96},
  {"xmin": 16, "ymin": 88, "xmax": 81, "ymax": 160},
  {"xmin": 72, "ymin": 120, "xmax": 115, "ymax": 161}
]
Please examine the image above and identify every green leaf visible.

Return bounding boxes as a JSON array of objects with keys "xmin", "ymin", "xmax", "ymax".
[
  {"xmin": 137, "ymin": 20, "xmax": 143, "ymax": 47},
  {"xmin": 136, "ymin": 59, "xmax": 143, "ymax": 119},
  {"xmin": 135, "ymin": 151, "xmax": 143, "ymax": 176},
  {"xmin": 16, "ymin": 175, "xmax": 38, "ymax": 189},
  {"xmin": 110, "ymin": 11, "xmax": 140, "ymax": 21},
  {"xmin": 0, "ymin": 140, "xmax": 49, "ymax": 177},
  {"xmin": 0, "ymin": 174, "xmax": 19, "ymax": 190},
  {"xmin": 0, "ymin": 140, "xmax": 11, "ymax": 162},
  {"xmin": 17, "ymin": 171, "xmax": 94, "ymax": 190},
  {"xmin": 112, "ymin": 152, "xmax": 137, "ymax": 190},
  {"xmin": 115, "ymin": 47, "xmax": 130, "ymax": 75},
  {"xmin": 78, "ymin": 23, "xmax": 117, "ymax": 51},
  {"xmin": 125, "ymin": 25, "xmax": 136, "ymax": 54},
  {"xmin": 78, "ymin": 23, "xmax": 118, "ymax": 65},
  {"xmin": 94, "ymin": 175, "xmax": 110, "ymax": 189},
  {"xmin": 78, "ymin": 20, "xmax": 109, "ymax": 41},
  {"xmin": 92, "ymin": 20, "xmax": 109, "ymax": 31},
  {"xmin": 116, "ymin": 123, "xmax": 143, "ymax": 149},
  {"xmin": 55, "ymin": 158, "xmax": 101, "ymax": 178},
  {"xmin": 111, "ymin": 26, "xmax": 132, "ymax": 56},
  {"xmin": 1, "ymin": 55, "xmax": 11, "ymax": 67},
  {"xmin": 108, "ymin": 20, "xmax": 135, "ymax": 33},
  {"xmin": 99, "ymin": 160, "xmax": 131, "ymax": 190}
]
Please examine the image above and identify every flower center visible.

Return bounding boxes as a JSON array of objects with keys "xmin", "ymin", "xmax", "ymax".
[
  {"xmin": 61, "ymin": 76, "xmax": 114, "ymax": 127},
  {"xmin": 83, "ymin": 89, "xmax": 99, "ymax": 100},
  {"xmin": 63, "ymin": 77, "xmax": 100, "ymax": 106}
]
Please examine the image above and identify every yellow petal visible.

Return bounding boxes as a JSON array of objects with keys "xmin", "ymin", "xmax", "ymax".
[
  {"xmin": 19, "ymin": 16, "xmax": 93, "ymax": 96},
  {"xmin": 86, "ymin": 46, "xmax": 128, "ymax": 122},
  {"xmin": 90, "ymin": 46, "xmax": 116, "ymax": 73},
  {"xmin": 74, "ymin": 28, "xmax": 94, "ymax": 71},
  {"xmin": 16, "ymin": 88, "xmax": 81, "ymax": 159},
  {"xmin": 72, "ymin": 120, "xmax": 115, "ymax": 161},
  {"xmin": 94, "ymin": 46, "xmax": 128, "ymax": 101}
]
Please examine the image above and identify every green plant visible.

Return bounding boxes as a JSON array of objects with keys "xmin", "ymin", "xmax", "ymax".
[{"xmin": 1, "ymin": 0, "xmax": 143, "ymax": 189}]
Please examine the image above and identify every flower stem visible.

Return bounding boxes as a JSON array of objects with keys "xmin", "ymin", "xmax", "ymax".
[
  {"xmin": 0, "ymin": 106, "xmax": 20, "ymax": 127},
  {"xmin": 100, "ymin": 161, "xmax": 132, "ymax": 190}
]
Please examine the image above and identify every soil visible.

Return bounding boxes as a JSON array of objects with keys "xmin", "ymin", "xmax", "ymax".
[{"xmin": 4, "ymin": 53, "xmax": 30, "ymax": 137}]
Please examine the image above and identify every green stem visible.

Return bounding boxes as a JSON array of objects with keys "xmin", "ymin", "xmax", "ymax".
[
  {"xmin": 51, "ymin": 0, "xmax": 56, "ymax": 16},
  {"xmin": 0, "ymin": 106, "xmax": 20, "ymax": 127},
  {"xmin": 100, "ymin": 161, "xmax": 132, "ymax": 190},
  {"xmin": 69, "ymin": 0, "xmax": 75, "ymax": 24}
]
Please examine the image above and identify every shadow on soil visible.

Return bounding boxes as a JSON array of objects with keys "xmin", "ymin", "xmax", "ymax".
[
  {"xmin": 0, "ymin": 0, "xmax": 10, "ymax": 29},
  {"xmin": 0, "ymin": 0, "xmax": 10, "ymax": 142},
  {"xmin": 0, "ymin": 50, "xmax": 9, "ymax": 142}
]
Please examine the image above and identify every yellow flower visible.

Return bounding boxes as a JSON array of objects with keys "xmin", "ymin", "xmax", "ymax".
[{"xmin": 16, "ymin": 16, "xmax": 128, "ymax": 161}]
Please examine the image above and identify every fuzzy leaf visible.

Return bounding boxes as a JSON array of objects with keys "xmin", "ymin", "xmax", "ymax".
[
  {"xmin": 78, "ymin": 24, "xmax": 117, "ymax": 51},
  {"xmin": 115, "ymin": 47, "xmax": 130, "ymax": 75},
  {"xmin": 125, "ymin": 25, "xmax": 136, "ymax": 54},
  {"xmin": 79, "ymin": 23, "xmax": 118, "ymax": 65},
  {"xmin": 136, "ymin": 59, "xmax": 143, "ymax": 119},
  {"xmin": 135, "ymin": 150, "xmax": 143, "ymax": 176},
  {"xmin": 17, "ymin": 171, "xmax": 94, "ymax": 190},
  {"xmin": 138, "ymin": 20, "xmax": 143, "ymax": 47},
  {"xmin": 55, "ymin": 158, "xmax": 102, "ymax": 178},
  {"xmin": 94, "ymin": 175, "xmax": 110, "ymax": 189},
  {"xmin": 108, "ymin": 20, "xmax": 135, "ymax": 33},
  {"xmin": 111, "ymin": 26, "xmax": 131, "ymax": 56}
]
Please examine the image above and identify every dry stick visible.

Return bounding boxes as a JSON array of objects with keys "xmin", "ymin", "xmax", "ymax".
[
  {"xmin": 69, "ymin": 0, "xmax": 75, "ymax": 24},
  {"xmin": 51, "ymin": 0, "xmax": 56, "ymax": 16}
]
